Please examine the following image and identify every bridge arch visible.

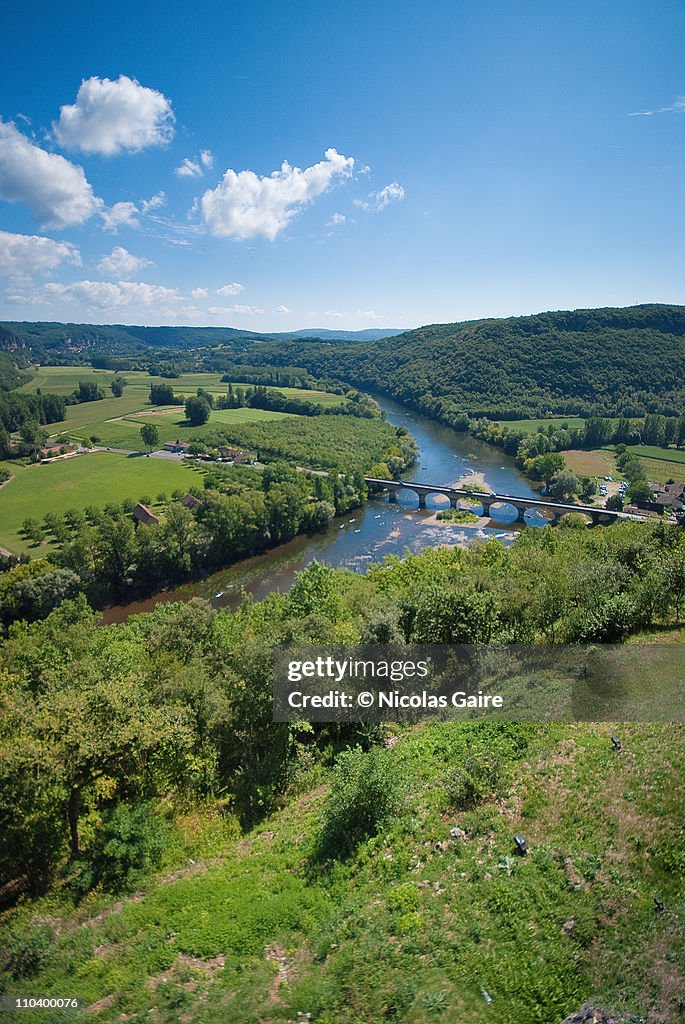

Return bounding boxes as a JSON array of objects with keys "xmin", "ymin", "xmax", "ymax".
[
  {"xmin": 523, "ymin": 507, "xmax": 556, "ymax": 528},
  {"xmin": 487, "ymin": 500, "xmax": 519, "ymax": 524}
]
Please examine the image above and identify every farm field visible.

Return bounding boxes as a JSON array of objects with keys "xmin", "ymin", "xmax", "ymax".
[
  {"xmin": 491, "ymin": 416, "xmax": 587, "ymax": 433},
  {"xmin": 59, "ymin": 406, "xmax": 295, "ymax": 450},
  {"xmin": 562, "ymin": 448, "xmax": 616, "ymax": 477},
  {"xmin": 635, "ymin": 457, "xmax": 685, "ymax": 485},
  {"xmin": 20, "ymin": 365, "xmax": 343, "ymax": 406},
  {"xmin": 0, "ymin": 452, "xmax": 200, "ymax": 554},
  {"xmin": 616, "ymin": 443, "xmax": 685, "ymax": 466}
]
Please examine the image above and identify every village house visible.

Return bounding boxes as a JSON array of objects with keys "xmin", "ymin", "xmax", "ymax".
[
  {"xmin": 39, "ymin": 441, "xmax": 75, "ymax": 458},
  {"xmin": 217, "ymin": 446, "xmax": 254, "ymax": 463},
  {"xmin": 132, "ymin": 502, "xmax": 160, "ymax": 526},
  {"xmin": 635, "ymin": 481, "xmax": 685, "ymax": 515},
  {"xmin": 181, "ymin": 493, "xmax": 202, "ymax": 510},
  {"xmin": 163, "ymin": 439, "xmax": 192, "ymax": 454}
]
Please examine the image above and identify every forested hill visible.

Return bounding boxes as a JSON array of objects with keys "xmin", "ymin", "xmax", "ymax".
[{"xmin": 254, "ymin": 304, "xmax": 685, "ymax": 419}]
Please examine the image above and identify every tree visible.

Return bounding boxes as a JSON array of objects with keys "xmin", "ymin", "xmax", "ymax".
[
  {"xmin": 606, "ymin": 493, "xmax": 624, "ymax": 511},
  {"xmin": 626, "ymin": 479, "xmax": 654, "ymax": 504},
  {"xmin": 140, "ymin": 424, "xmax": 160, "ymax": 452},
  {"xmin": 74, "ymin": 381, "xmax": 104, "ymax": 403},
  {"xmin": 111, "ymin": 377, "xmax": 127, "ymax": 398},
  {"xmin": 185, "ymin": 394, "xmax": 211, "ymax": 426},
  {"xmin": 149, "ymin": 383, "xmax": 176, "ymax": 405},
  {"xmin": 549, "ymin": 469, "xmax": 580, "ymax": 500}
]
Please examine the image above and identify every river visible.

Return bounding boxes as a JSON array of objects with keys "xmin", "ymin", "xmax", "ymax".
[{"xmin": 101, "ymin": 396, "xmax": 541, "ymax": 624}]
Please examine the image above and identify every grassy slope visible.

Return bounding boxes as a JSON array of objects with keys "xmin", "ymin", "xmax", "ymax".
[
  {"xmin": 0, "ymin": 452, "xmax": 201, "ymax": 554},
  {"xmin": 5, "ymin": 719, "xmax": 684, "ymax": 1024}
]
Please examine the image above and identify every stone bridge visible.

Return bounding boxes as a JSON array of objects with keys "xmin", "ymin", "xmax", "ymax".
[{"xmin": 363, "ymin": 478, "xmax": 639, "ymax": 526}]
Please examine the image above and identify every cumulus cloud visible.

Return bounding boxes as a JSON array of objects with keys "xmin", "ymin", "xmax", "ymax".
[
  {"xmin": 53, "ymin": 75, "xmax": 175, "ymax": 155},
  {"xmin": 0, "ymin": 119, "xmax": 101, "ymax": 228},
  {"xmin": 354, "ymin": 181, "xmax": 405, "ymax": 212},
  {"xmin": 191, "ymin": 287, "xmax": 208, "ymax": 298},
  {"xmin": 273, "ymin": 304, "xmax": 292, "ymax": 314},
  {"xmin": 97, "ymin": 246, "xmax": 151, "ymax": 279},
  {"xmin": 207, "ymin": 303, "xmax": 263, "ymax": 315},
  {"xmin": 216, "ymin": 281, "xmax": 244, "ymax": 296},
  {"xmin": 327, "ymin": 212, "xmax": 346, "ymax": 226},
  {"xmin": 175, "ymin": 149, "xmax": 213, "ymax": 178},
  {"xmin": 43, "ymin": 278, "xmax": 180, "ymax": 311},
  {"xmin": 199, "ymin": 147, "xmax": 355, "ymax": 240},
  {"xmin": 100, "ymin": 201, "xmax": 140, "ymax": 231},
  {"xmin": 629, "ymin": 96, "xmax": 685, "ymax": 116},
  {"xmin": 0, "ymin": 230, "xmax": 81, "ymax": 279}
]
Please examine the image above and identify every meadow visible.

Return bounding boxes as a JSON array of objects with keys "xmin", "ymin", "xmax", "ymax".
[
  {"xmin": 490, "ymin": 416, "xmax": 587, "ymax": 433},
  {"xmin": 66, "ymin": 407, "xmax": 294, "ymax": 450},
  {"xmin": 18, "ymin": 366, "xmax": 342, "ymax": 448},
  {"xmin": 20, "ymin": 365, "xmax": 343, "ymax": 405},
  {"xmin": 0, "ymin": 452, "xmax": 199, "ymax": 554}
]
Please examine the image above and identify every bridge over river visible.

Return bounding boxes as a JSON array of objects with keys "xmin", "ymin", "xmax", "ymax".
[{"xmin": 364, "ymin": 478, "xmax": 642, "ymax": 526}]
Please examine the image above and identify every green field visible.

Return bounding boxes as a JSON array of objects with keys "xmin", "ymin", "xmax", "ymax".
[
  {"xmin": 0, "ymin": 452, "xmax": 200, "ymax": 554},
  {"xmin": 18, "ymin": 366, "xmax": 342, "ymax": 447},
  {"xmin": 618, "ymin": 443, "xmax": 685, "ymax": 465},
  {"xmin": 58, "ymin": 406, "xmax": 294, "ymax": 450},
  {"xmin": 21, "ymin": 365, "xmax": 343, "ymax": 405},
  {"xmin": 491, "ymin": 416, "xmax": 587, "ymax": 433}
]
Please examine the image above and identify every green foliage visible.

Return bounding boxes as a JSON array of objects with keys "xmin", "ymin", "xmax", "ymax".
[
  {"xmin": 68, "ymin": 802, "xmax": 168, "ymax": 896},
  {"xmin": 184, "ymin": 394, "xmax": 211, "ymax": 426},
  {"xmin": 255, "ymin": 304, "xmax": 685, "ymax": 419},
  {"xmin": 317, "ymin": 746, "xmax": 405, "ymax": 859},
  {"xmin": 140, "ymin": 423, "xmax": 160, "ymax": 451}
]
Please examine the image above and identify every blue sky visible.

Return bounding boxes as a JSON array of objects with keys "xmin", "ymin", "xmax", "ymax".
[{"xmin": 1, "ymin": 0, "xmax": 685, "ymax": 331}]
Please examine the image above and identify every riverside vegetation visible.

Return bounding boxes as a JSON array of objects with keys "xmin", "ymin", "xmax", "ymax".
[{"xmin": 1, "ymin": 521, "xmax": 685, "ymax": 1021}]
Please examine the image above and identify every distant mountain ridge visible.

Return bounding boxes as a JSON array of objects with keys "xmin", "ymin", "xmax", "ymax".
[
  {"xmin": 0, "ymin": 321, "xmax": 404, "ymax": 351},
  {"xmin": 274, "ymin": 328, "xmax": 404, "ymax": 342}
]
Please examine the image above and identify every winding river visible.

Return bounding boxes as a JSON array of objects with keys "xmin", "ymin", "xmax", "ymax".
[{"xmin": 101, "ymin": 396, "xmax": 539, "ymax": 624}]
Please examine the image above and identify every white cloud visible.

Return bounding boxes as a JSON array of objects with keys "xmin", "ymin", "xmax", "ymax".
[
  {"xmin": 0, "ymin": 230, "xmax": 81, "ymax": 279},
  {"xmin": 0, "ymin": 119, "xmax": 101, "ymax": 228},
  {"xmin": 199, "ymin": 147, "xmax": 355, "ymax": 240},
  {"xmin": 273, "ymin": 304, "xmax": 292, "ymax": 314},
  {"xmin": 53, "ymin": 75, "xmax": 175, "ymax": 155},
  {"xmin": 175, "ymin": 157, "xmax": 203, "ymax": 178},
  {"xmin": 216, "ymin": 281, "xmax": 244, "ymax": 296},
  {"xmin": 354, "ymin": 181, "xmax": 405, "ymax": 212},
  {"xmin": 324, "ymin": 310, "xmax": 345, "ymax": 318},
  {"xmin": 207, "ymin": 303, "xmax": 263, "ymax": 315},
  {"xmin": 327, "ymin": 212, "xmax": 346, "ymax": 226},
  {"xmin": 97, "ymin": 246, "xmax": 151, "ymax": 279},
  {"xmin": 101, "ymin": 201, "xmax": 140, "ymax": 231},
  {"xmin": 43, "ymin": 278, "xmax": 180, "ymax": 310},
  {"xmin": 629, "ymin": 96, "xmax": 685, "ymax": 116},
  {"xmin": 175, "ymin": 149, "xmax": 213, "ymax": 178},
  {"xmin": 191, "ymin": 287, "xmax": 208, "ymax": 298},
  {"xmin": 141, "ymin": 191, "xmax": 166, "ymax": 213},
  {"xmin": 355, "ymin": 309, "xmax": 384, "ymax": 321}
]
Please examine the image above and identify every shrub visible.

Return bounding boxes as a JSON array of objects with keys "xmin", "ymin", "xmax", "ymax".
[
  {"xmin": 317, "ymin": 746, "xmax": 404, "ymax": 859},
  {"xmin": 443, "ymin": 747, "xmax": 504, "ymax": 810},
  {"xmin": 68, "ymin": 802, "xmax": 167, "ymax": 896}
]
